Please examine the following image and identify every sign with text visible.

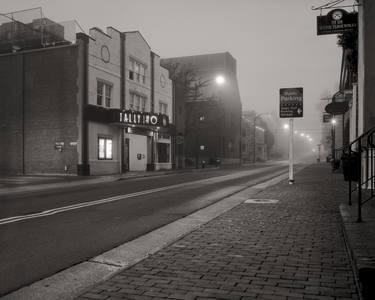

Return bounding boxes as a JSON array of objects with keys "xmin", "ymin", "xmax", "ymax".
[
  {"xmin": 317, "ymin": 9, "xmax": 357, "ymax": 35},
  {"xmin": 279, "ymin": 87, "xmax": 303, "ymax": 118},
  {"xmin": 118, "ymin": 111, "xmax": 169, "ymax": 127},
  {"xmin": 85, "ymin": 105, "xmax": 169, "ymax": 127}
]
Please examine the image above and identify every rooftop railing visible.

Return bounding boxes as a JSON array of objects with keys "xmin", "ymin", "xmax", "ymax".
[{"xmin": 0, "ymin": 7, "xmax": 84, "ymax": 54}]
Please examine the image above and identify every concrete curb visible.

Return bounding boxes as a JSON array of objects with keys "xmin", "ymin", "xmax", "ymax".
[{"xmin": 2, "ymin": 167, "xmax": 300, "ymax": 300}]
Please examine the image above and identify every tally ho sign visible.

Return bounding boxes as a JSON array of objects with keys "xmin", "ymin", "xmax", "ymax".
[{"xmin": 279, "ymin": 88, "xmax": 303, "ymax": 118}]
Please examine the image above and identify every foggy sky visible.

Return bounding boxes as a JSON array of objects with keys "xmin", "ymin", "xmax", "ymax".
[{"xmin": 1, "ymin": 0, "xmax": 347, "ymax": 146}]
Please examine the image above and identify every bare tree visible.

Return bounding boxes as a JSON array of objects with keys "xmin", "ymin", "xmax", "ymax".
[{"xmin": 161, "ymin": 61, "xmax": 209, "ymax": 101}]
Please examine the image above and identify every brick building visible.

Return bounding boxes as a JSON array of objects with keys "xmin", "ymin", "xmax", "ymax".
[
  {"xmin": 0, "ymin": 13, "xmax": 173, "ymax": 175},
  {"xmin": 161, "ymin": 53, "xmax": 242, "ymax": 167}
]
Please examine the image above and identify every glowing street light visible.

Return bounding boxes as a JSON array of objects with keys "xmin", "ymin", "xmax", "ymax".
[
  {"xmin": 301, "ymin": 133, "xmax": 305, "ymax": 137},
  {"xmin": 283, "ymin": 123, "xmax": 289, "ymax": 130},
  {"xmin": 331, "ymin": 118, "xmax": 337, "ymax": 125},
  {"xmin": 215, "ymin": 75, "xmax": 225, "ymax": 85}
]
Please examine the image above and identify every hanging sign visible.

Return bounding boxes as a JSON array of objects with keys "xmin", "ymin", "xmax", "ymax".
[
  {"xmin": 279, "ymin": 87, "xmax": 303, "ymax": 118},
  {"xmin": 317, "ymin": 9, "xmax": 357, "ymax": 35}
]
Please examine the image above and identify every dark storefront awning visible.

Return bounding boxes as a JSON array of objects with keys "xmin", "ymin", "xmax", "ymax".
[
  {"xmin": 325, "ymin": 91, "xmax": 350, "ymax": 115},
  {"xmin": 84, "ymin": 104, "xmax": 174, "ymax": 133}
]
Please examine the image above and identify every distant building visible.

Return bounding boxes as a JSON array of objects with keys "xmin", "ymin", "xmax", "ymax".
[
  {"xmin": 161, "ymin": 52, "xmax": 242, "ymax": 167},
  {"xmin": 0, "ymin": 12, "xmax": 173, "ymax": 175},
  {"xmin": 241, "ymin": 112, "xmax": 267, "ymax": 163}
]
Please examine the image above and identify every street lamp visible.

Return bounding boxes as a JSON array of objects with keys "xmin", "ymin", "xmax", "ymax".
[
  {"xmin": 331, "ymin": 117, "xmax": 336, "ymax": 163},
  {"xmin": 215, "ymin": 75, "xmax": 225, "ymax": 85}
]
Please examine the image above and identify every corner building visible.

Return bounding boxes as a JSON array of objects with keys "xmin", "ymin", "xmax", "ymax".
[{"xmin": 0, "ymin": 18, "xmax": 173, "ymax": 175}]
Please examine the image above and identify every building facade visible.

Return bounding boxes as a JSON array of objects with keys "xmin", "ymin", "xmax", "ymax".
[
  {"xmin": 161, "ymin": 52, "xmax": 242, "ymax": 167},
  {"xmin": 241, "ymin": 112, "xmax": 267, "ymax": 163},
  {"xmin": 357, "ymin": 0, "xmax": 375, "ymax": 135},
  {"xmin": 0, "ymin": 15, "xmax": 173, "ymax": 175}
]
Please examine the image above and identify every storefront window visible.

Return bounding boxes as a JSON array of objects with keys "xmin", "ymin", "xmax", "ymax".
[
  {"xmin": 98, "ymin": 137, "xmax": 113, "ymax": 160},
  {"xmin": 157, "ymin": 143, "xmax": 170, "ymax": 163}
]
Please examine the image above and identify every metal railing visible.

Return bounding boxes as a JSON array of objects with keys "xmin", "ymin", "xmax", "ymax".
[
  {"xmin": 0, "ymin": 7, "xmax": 84, "ymax": 54},
  {"xmin": 342, "ymin": 126, "xmax": 375, "ymax": 222}
]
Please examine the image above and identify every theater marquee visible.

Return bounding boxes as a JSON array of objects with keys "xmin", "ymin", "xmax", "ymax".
[
  {"xmin": 85, "ymin": 105, "xmax": 169, "ymax": 128},
  {"xmin": 119, "ymin": 111, "xmax": 169, "ymax": 127}
]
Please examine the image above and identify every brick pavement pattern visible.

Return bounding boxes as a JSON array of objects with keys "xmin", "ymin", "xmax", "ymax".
[{"xmin": 77, "ymin": 164, "xmax": 359, "ymax": 300}]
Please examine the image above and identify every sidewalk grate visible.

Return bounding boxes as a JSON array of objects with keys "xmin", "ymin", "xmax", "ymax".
[{"xmin": 244, "ymin": 199, "xmax": 279, "ymax": 204}]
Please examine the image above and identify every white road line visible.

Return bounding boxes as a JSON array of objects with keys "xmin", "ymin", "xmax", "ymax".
[{"xmin": 0, "ymin": 166, "xmax": 284, "ymax": 226}]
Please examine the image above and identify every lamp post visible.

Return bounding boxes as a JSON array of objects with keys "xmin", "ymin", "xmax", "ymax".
[{"xmin": 331, "ymin": 117, "xmax": 336, "ymax": 162}]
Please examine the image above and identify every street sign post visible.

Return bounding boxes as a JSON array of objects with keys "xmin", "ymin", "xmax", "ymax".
[
  {"xmin": 280, "ymin": 87, "xmax": 303, "ymax": 185},
  {"xmin": 279, "ymin": 87, "xmax": 303, "ymax": 118}
]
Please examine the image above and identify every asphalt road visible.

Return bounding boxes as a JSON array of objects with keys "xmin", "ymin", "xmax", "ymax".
[{"xmin": 0, "ymin": 163, "xmax": 288, "ymax": 296}]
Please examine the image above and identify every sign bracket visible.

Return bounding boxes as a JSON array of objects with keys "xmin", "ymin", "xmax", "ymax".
[{"xmin": 311, "ymin": 0, "xmax": 360, "ymax": 11}]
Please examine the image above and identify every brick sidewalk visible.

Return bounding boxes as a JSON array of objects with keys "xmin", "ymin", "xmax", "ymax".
[{"xmin": 77, "ymin": 164, "xmax": 359, "ymax": 300}]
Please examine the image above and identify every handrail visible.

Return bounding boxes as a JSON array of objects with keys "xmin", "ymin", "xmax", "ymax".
[{"xmin": 342, "ymin": 126, "xmax": 375, "ymax": 222}]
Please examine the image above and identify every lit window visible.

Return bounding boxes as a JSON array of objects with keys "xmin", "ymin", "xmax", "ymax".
[
  {"xmin": 97, "ymin": 80, "xmax": 112, "ymax": 107},
  {"xmin": 98, "ymin": 137, "xmax": 113, "ymax": 160}
]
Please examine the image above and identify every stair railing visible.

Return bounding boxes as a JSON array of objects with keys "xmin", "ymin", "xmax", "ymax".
[{"xmin": 342, "ymin": 126, "xmax": 375, "ymax": 222}]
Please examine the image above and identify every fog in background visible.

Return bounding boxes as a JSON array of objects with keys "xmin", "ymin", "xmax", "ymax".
[{"xmin": 2, "ymin": 0, "xmax": 344, "ymax": 155}]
